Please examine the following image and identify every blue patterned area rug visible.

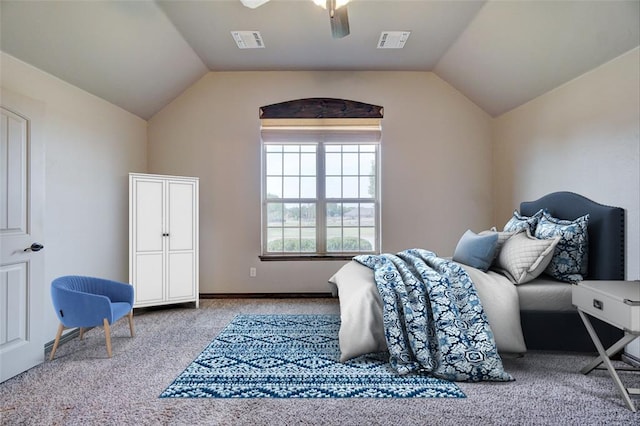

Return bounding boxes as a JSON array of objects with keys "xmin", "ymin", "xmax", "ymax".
[{"xmin": 160, "ymin": 314, "xmax": 465, "ymax": 398}]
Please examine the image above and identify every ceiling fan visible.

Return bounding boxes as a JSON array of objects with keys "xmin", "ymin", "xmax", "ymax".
[{"xmin": 240, "ymin": 0, "xmax": 351, "ymax": 39}]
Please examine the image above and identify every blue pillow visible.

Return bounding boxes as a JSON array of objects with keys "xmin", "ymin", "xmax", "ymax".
[
  {"xmin": 503, "ymin": 209, "xmax": 544, "ymax": 234},
  {"xmin": 534, "ymin": 212, "xmax": 589, "ymax": 283},
  {"xmin": 453, "ymin": 230, "xmax": 499, "ymax": 271}
]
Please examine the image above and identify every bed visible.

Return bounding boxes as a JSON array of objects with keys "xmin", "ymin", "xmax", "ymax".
[
  {"xmin": 328, "ymin": 191, "xmax": 625, "ymax": 365},
  {"xmin": 518, "ymin": 191, "xmax": 625, "ymax": 351}
]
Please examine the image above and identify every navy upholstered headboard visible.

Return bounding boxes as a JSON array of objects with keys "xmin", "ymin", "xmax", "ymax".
[{"xmin": 520, "ymin": 192, "xmax": 625, "ymax": 280}]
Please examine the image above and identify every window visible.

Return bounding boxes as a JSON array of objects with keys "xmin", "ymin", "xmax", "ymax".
[
  {"xmin": 258, "ymin": 98, "xmax": 383, "ymax": 259},
  {"xmin": 262, "ymin": 141, "xmax": 379, "ymax": 257}
]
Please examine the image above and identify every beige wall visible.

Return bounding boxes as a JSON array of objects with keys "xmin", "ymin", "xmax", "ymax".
[
  {"xmin": 1, "ymin": 52, "xmax": 148, "ymax": 342},
  {"xmin": 492, "ymin": 47, "xmax": 640, "ymax": 360},
  {"xmin": 4, "ymin": 44, "xmax": 636, "ymax": 339},
  {"xmin": 148, "ymin": 71, "xmax": 494, "ymax": 293},
  {"xmin": 492, "ymin": 47, "xmax": 640, "ymax": 281}
]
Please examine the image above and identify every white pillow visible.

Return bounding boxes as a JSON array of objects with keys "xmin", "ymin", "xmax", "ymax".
[
  {"xmin": 328, "ymin": 261, "xmax": 387, "ymax": 361},
  {"xmin": 495, "ymin": 230, "xmax": 560, "ymax": 284},
  {"xmin": 480, "ymin": 228, "xmax": 519, "ymax": 263}
]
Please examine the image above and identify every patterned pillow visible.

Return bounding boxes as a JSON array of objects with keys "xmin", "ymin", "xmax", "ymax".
[
  {"xmin": 453, "ymin": 230, "xmax": 499, "ymax": 271},
  {"xmin": 495, "ymin": 230, "xmax": 560, "ymax": 284},
  {"xmin": 503, "ymin": 209, "xmax": 544, "ymax": 234},
  {"xmin": 534, "ymin": 212, "xmax": 589, "ymax": 283}
]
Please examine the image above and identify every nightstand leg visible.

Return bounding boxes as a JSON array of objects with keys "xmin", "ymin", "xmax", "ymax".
[
  {"xmin": 580, "ymin": 332, "xmax": 637, "ymax": 374},
  {"xmin": 578, "ymin": 310, "xmax": 637, "ymax": 412}
]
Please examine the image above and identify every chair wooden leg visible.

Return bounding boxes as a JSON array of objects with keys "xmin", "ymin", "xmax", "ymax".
[
  {"xmin": 127, "ymin": 311, "xmax": 135, "ymax": 337},
  {"xmin": 50, "ymin": 323, "xmax": 65, "ymax": 361},
  {"xmin": 103, "ymin": 319, "xmax": 112, "ymax": 358},
  {"xmin": 79, "ymin": 327, "xmax": 85, "ymax": 340}
]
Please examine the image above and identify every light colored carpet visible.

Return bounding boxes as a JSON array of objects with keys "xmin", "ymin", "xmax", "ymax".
[{"xmin": 1, "ymin": 298, "xmax": 638, "ymax": 425}]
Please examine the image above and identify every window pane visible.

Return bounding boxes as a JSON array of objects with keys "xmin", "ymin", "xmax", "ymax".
[
  {"xmin": 284, "ymin": 203, "xmax": 300, "ymax": 227},
  {"xmin": 283, "ymin": 145, "xmax": 299, "ymax": 152},
  {"xmin": 283, "ymin": 228, "xmax": 300, "ymax": 251},
  {"xmin": 361, "ymin": 227, "xmax": 375, "ymax": 250},
  {"xmin": 343, "ymin": 177, "xmax": 358, "ymax": 198},
  {"xmin": 360, "ymin": 153, "xmax": 375, "ymax": 175},
  {"xmin": 360, "ymin": 144, "xmax": 376, "ymax": 152},
  {"xmin": 343, "ymin": 153, "xmax": 359, "ymax": 175},
  {"xmin": 267, "ymin": 227, "xmax": 283, "ymax": 252},
  {"xmin": 342, "ymin": 145, "xmax": 358, "ymax": 152},
  {"xmin": 325, "ymin": 145, "xmax": 341, "ymax": 152},
  {"xmin": 326, "ymin": 203, "xmax": 342, "ymax": 226},
  {"xmin": 266, "ymin": 177, "xmax": 282, "ymax": 198},
  {"xmin": 283, "ymin": 177, "xmax": 300, "ymax": 198},
  {"xmin": 267, "ymin": 202, "xmax": 284, "ymax": 225},
  {"xmin": 326, "ymin": 177, "xmax": 341, "ymax": 198},
  {"xmin": 266, "ymin": 145, "xmax": 283, "ymax": 152},
  {"xmin": 301, "ymin": 145, "xmax": 316, "ymax": 153},
  {"xmin": 344, "ymin": 227, "xmax": 359, "ymax": 239},
  {"xmin": 300, "ymin": 203, "xmax": 316, "ymax": 226},
  {"xmin": 326, "ymin": 227, "xmax": 342, "ymax": 252},
  {"xmin": 342, "ymin": 203, "xmax": 359, "ymax": 226},
  {"xmin": 343, "ymin": 227, "xmax": 360, "ymax": 252},
  {"xmin": 300, "ymin": 153, "xmax": 316, "ymax": 176},
  {"xmin": 283, "ymin": 153, "xmax": 300, "ymax": 175},
  {"xmin": 266, "ymin": 152, "xmax": 282, "ymax": 175},
  {"xmin": 325, "ymin": 153, "xmax": 341, "ymax": 175},
  {"xmin": 300, "ymin": 177, "xmax": 316, "ymax": 198},
  {"xmin": 360, "ymin": 176, "xmax": 374, "ymax": 198},
  {"xmin": 300, "ymin": 227, "xmax": 316, "ymax": 252},
  {"xmin": 283, "ymin": 227, "xmax": 299, "ymax": 238},
  {"xmin": 360, "ymin": 203, "xmax": 375, "ymax": 226}
]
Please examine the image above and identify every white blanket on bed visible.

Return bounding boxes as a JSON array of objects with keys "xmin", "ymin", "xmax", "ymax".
[{"xmin": 329, "ymin": 260, "xmax": 526, "ymax": 362}]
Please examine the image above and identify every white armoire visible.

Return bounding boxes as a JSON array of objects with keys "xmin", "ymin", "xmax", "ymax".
[{"xmin": 129, "ymin": 173, "xmax": 199, "ymax": 308}]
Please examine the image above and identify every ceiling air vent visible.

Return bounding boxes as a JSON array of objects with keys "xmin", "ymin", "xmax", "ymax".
[
  {"xmin": 231, "ymin": 31, "xmax": 265, "ymax": 49},
  {"xmin": 377, "ymin": 31, "xmax": 411, "ymax": 49}
]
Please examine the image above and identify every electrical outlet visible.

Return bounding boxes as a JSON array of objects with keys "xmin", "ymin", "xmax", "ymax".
[{"xmin": 249, "ymin": 267, "xmax": 257, "ymax": 277}]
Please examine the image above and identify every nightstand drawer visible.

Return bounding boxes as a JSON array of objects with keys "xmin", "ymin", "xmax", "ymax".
[{"xmin": 572, "ymin": 281, "xmax": 640, "ymax": 332}]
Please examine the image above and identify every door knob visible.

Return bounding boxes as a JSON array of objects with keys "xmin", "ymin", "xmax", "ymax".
[{"xmin": 24, "ymin": 243, "xmax": 44, "ymax": 252}]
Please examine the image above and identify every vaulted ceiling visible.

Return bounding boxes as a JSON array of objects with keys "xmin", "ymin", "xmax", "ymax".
[{"xmin": 1, "ymin": 0, "xmax": 638, "ymax": 120}]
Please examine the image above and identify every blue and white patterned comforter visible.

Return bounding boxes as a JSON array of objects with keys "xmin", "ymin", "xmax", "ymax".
[{"xmin": 355, "ymin": 249, "xmax": 513, "ymax": 382}]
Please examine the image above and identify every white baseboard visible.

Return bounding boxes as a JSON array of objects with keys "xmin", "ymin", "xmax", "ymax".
[
  {"xmin": 622, "ymin": 352, "xmax": 640, "ymax": 368},
  {"xmin": 43, "ymin": 328, "xmax": 81, "ymax": 352}
]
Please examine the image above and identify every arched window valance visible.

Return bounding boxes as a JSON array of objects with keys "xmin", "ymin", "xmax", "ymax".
[
  {"xmin": 259, "ymin": 98, "xmax": 383, "ymax": 119},
  {"xmin": 259, "ymin": 98, "xmax": 383, "ymax": 142}
]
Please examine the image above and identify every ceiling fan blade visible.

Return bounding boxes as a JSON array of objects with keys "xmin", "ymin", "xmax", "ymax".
[
  {"xmin": 330, "ymin": 6, "xmax": 350, "ymax": 38},
  {"xmin": 240, "ymin": 0, "xmax": 270, "ymax": 8}
]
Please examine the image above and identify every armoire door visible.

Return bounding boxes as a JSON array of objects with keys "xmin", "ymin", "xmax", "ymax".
[
  {"xmin": 131, "ymin": 178, "xmax": 165, "ymax": 305},
  {"xmin": 167, "ymin": 180, "xmax": 196, "ymax": 301}
]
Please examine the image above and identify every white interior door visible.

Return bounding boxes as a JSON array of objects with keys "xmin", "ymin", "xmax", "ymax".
[{"xmin": 0, "ymin": 89, "xmax": 45, "ymax": 382}]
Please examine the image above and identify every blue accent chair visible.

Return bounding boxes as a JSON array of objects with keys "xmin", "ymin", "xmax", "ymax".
[{"xmin": 50, "ymin": 275, "xmax": 135, "ymax": 359}]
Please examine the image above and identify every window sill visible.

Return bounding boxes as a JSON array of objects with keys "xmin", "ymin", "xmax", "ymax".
[{"xmin": 259, "ymin": 255, "xmax": 362, "ymax": 261}]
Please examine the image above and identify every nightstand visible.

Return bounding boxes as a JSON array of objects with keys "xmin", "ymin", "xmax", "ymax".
[{"xmin": 572, "ymin": 280, "xmax": 640, "ymax": 412}]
